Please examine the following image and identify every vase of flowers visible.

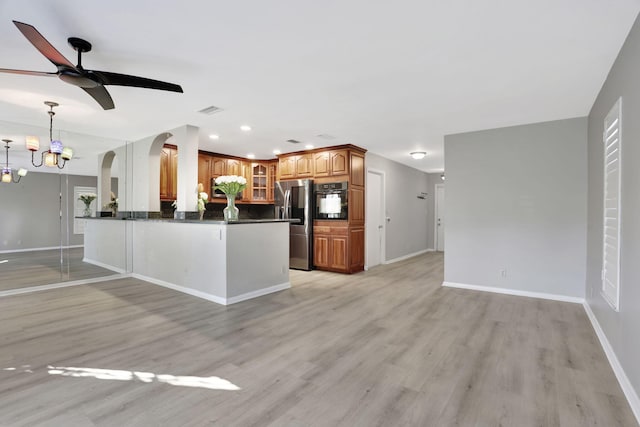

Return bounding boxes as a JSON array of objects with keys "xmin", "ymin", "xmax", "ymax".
[
  {"xmin": 214, "ymin": 175, "xmax": 247, "ymax": 221},
  {"xmin": 197, "ymin": 184, "xmax": 209, "ymax": 220},
  {"xmin": 79, "ymin": 193, "xmax": 96, "ymax": 217}
]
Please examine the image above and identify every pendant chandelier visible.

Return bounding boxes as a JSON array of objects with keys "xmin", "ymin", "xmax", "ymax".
[
  {"xmin": 26, "ymin": 101, "xmax": 73, "ymax": 169},
  {"xmin": 1, "ymin": 139, "xmax": 28, "ymax": 183}
]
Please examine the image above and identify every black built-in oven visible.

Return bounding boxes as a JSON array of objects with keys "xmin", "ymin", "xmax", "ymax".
[{"xmin": 314, "ymin": 182, "xmax": 348, "ymax": 220}]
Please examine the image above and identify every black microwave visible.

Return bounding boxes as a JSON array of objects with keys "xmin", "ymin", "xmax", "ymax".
[
  {"xmin": 211, "ymin": 178, "xmax": 243, "ymax": 199},
  {"xmin": 314, "ymin": 182, "xmax": 348, "ymax": 220}
]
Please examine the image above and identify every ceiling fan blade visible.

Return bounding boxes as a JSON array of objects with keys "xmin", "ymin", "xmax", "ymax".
[
  {"xmin": 13, "ymin": 21, "xmax": 76, "ymax": 69},
  {"xmin": 0, "ymin": 68, "xmax": 57, "ymax": 77},
  {"xmin": 82, "ymin": 86, "xmax": 115, "ymax": 110},
  {"xmin": 90, "ymin": 70, "xmax": 183, "ymax": 93}
]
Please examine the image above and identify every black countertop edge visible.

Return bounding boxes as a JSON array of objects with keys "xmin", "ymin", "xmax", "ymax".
[{"xmin": 78, "ymin": 217, "xmax": 301, "ymax": 225}]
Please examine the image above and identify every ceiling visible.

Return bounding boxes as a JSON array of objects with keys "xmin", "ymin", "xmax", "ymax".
[{"xmin": 1, "ymin": 0, "xmax": 639, "ymax": 175}]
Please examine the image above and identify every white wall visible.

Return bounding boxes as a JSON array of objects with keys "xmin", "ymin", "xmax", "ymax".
[
  {"xmin": 444, "ymin": 117, "xmax": 587, "ymax": 298},
  {"xmin": 586, "ymin": 11, "xmax": 640, "ymax": 414},
  {"xmin": 365, "ymin": 152, "xmax": 431, "ymax": 261}
]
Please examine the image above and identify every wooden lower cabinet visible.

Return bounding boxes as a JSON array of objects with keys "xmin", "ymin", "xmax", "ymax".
[{"xmin": 313, "ymin": 222, "xmax": 363, "ymax": 274}]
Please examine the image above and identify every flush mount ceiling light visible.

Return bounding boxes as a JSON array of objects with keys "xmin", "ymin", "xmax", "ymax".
[
  {"xmin": 410, "ymin": 151, "xmax": 426, "ymax": 160},
  {"xmin": 26, "ymin": 101, "xmax": 73, "ymax": 169},
  {"xmin": 1, "ymin": 139, "xmax": 27, "ymax": 184},
  {"xmin": 247, "ymin": 153, "xmax": 255, "ymax": 159},
  {"xmin": 209, "ymin": 134, "xmax": 219, "ymax": 140},
  {"xmin": 305, "ymin": 144, "xmax": 314, "ymax": 150},
  {"xmin": 240, "ymin": 125, "xmax": 252, "ymax": 132},
  {"xmin": 273, "ymin": 149, "xmax": 281, "ymax": 155}
]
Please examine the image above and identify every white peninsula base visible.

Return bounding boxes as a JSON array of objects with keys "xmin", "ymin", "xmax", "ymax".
[{"xmin": 83, "ymin": 219, "xmax": 291, "ymax": 305}]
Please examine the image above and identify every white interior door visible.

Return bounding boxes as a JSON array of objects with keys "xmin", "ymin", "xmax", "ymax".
[
  {"xmin": 366, "ymin": 170, "xmax": 384, "ymax": 268},
  {"xmin": 435, "ymin": 184, "xmax": 445, "ymax": 251}
]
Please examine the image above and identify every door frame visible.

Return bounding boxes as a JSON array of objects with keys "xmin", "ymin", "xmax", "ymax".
[
  {"xmin": 365, "ymin": 168, "xmax": 386, "ymax": 270},
  {"xmin": 434, "ymin": 183, "xmax": 445, "ymax": 251}
]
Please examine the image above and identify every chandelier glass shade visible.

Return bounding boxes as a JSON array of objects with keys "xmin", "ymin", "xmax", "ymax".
[
  {"xmin": 1, "ymin": 139, "xmax": 28, "ymax": 184},
  {"xmin": 27, "ymin": 101, "xmax": 73, "ymax": 169}
]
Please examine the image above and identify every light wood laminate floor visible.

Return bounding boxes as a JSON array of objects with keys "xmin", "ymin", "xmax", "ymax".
[
  {"xmin": 0, "ymin": 247, "xmax": 117, "ymax": 292},
  {"xmin": 0, "ymin": 252, "xmax": 636, "ymax": 426}
]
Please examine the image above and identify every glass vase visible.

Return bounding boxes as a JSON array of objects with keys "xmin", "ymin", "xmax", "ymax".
[
  {"xmin": 224, "ymin": 195, "xmax": 239, "ymax": 221},
  {"xmin": 83, "ymin": 205, "xmax": 92, "ymax": 217}
]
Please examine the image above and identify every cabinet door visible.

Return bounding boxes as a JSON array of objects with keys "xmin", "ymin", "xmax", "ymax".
[
  {"xmin": 349, "ymin": 227, "xmax": 365, "ymax": 271},
  {"xmin": 330, "ymin": 150, "xmax": 348, "ymax": 176},
  {"xmin": 313, "ymin": 235, "xmax": 330, "ymax": 268},
  {"xmin": 211, "ymin": 157, "xmax": 227, "ymax": 177},
  {"xmin": 170, "ymin": 148, "xmax": 178, "ymax": 199},
  {"xmin": 198, "ymin": 153, "xmax": 211, "ymax": 192},
  {"xmin": 296, "ymin": 154, "xmax": 313, "ymax": 177},
  {"xmin": 267, "ymin": 162, "xmax": 277, "ymax": 202},
  {"xmin": 314, "ymin": 152, "xmax": 330, "ymax": 177},
  {"xmin": 252, "ymin": 163, "xmax": 268, "ymax": 201},
  {"xmin": 349, "ymin": 187, "xmax": 365, "ymax": 225},
  {"xmin": 330, "ymin": 236, "xmax": 349, "ymax": 270},
  {"xmin": 279, "ymin": 156, "xmax": 296, "ymax": 179},
  {"xmin": 159, "ymin": 147, "xmax": 172, "ymax": 200},
  {"xmin": 350, "ymin": 153, "xmax": 365, "ymax": 187},
  {"xmin": 227, "ymin": 159, "xmax": 242, "ymax": 176}
]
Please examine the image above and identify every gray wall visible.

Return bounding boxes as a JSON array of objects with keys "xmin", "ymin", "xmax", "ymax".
[
  {"xmin": 0, "ymin": 171, "xmax": 99, "ymax": 251},
  {"xmin": 586, "ymin": 12, "xmax": 640, "ymax": 400},
  {"xmin": 365, "ymin": 152, "xmax": 432, "ymax": 261},
  {"xmin": 444, "ymin": 117, "xmax": 587, "ymax": 298}
]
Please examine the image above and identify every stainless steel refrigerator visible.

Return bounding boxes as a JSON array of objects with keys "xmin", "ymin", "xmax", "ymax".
[{"xmin": 274, "ymin": 179, "xmax": 313, "ymax": 270}]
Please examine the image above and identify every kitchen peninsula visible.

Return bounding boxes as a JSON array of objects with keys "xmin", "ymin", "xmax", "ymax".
[{"xmin": 83, "ymin": 218, "xmax": 292, "ymax": 305}]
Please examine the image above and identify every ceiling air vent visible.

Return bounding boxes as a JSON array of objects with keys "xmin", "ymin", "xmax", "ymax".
[
  {"xmin": 287, "ymin": 139, "xmax": 302, "ymax": 144},
  {"xmin": 198, "ymin": 105, "xmax": 224, "ymax": 115}
]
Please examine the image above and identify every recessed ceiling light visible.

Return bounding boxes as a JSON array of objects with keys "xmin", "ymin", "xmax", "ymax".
[
  {"xmin": 240, "ymin": 125, "xmax": 252, "ymax": 132},
  {"xmin": 209, "ymin": 134, "xmax": 219, "ymax": 140},
  {"xmin": 247, "ymin": 153, "xmax": 256, "ymax": 159},
  {"xmin": 305, "ymin": 144, "xmax": 314, "ymax": 149},
  {"xmin": 410, "ymin": 151, "xmax": 427, "ymax": 160},
  {"xmin": 273, "ymin": 149, "xmax": 281, "ymax": 155}
]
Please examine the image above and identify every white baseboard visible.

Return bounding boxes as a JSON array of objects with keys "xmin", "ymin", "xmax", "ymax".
[
  {"xmin": 226, "ymin": 283, "xmax": 291, "ymax": 305},
  {"xmin": 441, "ymin": 281, "xmax": 584, "ymax": 304},
  {"xmin": 0, "ymin": 244, "xmax": 84, "ymax": 254},
  {"xmin": 384, "ymin": 249, "xmax": 433, "ymax": 265},
  {"xmin": 130, "ymin": 274, "xmax": 290, "ymax": 306},
  {"xmin": 0, "ymin": 274, "xmax": 124, "ymax": 298},
  {"xmin": 82, "ymin": 258, "xmax": 127, "ymax": 274},
  {"xmin": 131, "ymin": 273, "xmax": 227, "ymax": 305},
  {"xmin": 583, "ymin": 302, "xmax": 640, "ymax": 424}
]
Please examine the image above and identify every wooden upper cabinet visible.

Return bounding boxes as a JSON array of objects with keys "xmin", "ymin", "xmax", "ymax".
[
  {"xmin": 350, "ymin": 152, "xmax": 365, "ymax": 187},
  {"xmin": 211, "ymin": 157, "xmax": 227, "ymax": 177},
  {"xmin": 198, "ymin": 153, "xmax": 212, "ymax": 190},
  {"xmin": 227, "ymin": 158, "xmax": 242, "ymax": 176},
  {"xmin": 330, "ymin": 150, "xmax": 348, "ymax": 176},
  {"xmin": 279, "ymin": 156, "xmax": 296, "ymax": 179},
  {"xmin": 296, "ymin": 153, "xmax": 313, "ymax": 177},
  {"xmin": 160, "ymin": 144, "xmax": 178, "ymax": 201},
  {"xmin": 314, "ymin": 152, "xmax": 331, "ymax": 177}
]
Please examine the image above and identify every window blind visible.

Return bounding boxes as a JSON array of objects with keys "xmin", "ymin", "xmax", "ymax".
[{"xmin": 602, "ymin": 97, "xmax": 622, "ymax": 311}]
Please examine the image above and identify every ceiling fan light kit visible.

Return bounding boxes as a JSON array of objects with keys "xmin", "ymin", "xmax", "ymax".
[
  {"xmin": 27, "ymin": 101, "xmax": 73, "ymax": 169},
  {"xmin": 1, "ymin": 20, "xmax": 183, "ymax": 110}
]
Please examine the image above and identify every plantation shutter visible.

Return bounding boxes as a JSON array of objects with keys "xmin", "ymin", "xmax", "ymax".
[{"xmin": 602, "ymin": 97, "xmax": 622, "ymax": 311}]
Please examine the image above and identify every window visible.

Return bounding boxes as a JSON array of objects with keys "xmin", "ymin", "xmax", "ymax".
[{"xmin": 602, "ymin": 97, "xmax": 622, "ymax": 311}]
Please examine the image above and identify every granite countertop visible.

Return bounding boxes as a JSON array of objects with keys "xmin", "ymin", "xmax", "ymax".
[{"xmin": 80, "ymin": 217, "xmax": 300, "ymax": 225}]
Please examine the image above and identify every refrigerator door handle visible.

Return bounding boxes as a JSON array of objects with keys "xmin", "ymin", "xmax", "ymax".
[{"xmin": 284, "ymin": 189, "xmax": 291, "ymax": 219}]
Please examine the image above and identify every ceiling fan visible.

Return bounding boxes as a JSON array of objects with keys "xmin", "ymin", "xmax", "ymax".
[{"xmin": 0, "ymin": 20, "xmax": 183, "ymax": 110}]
